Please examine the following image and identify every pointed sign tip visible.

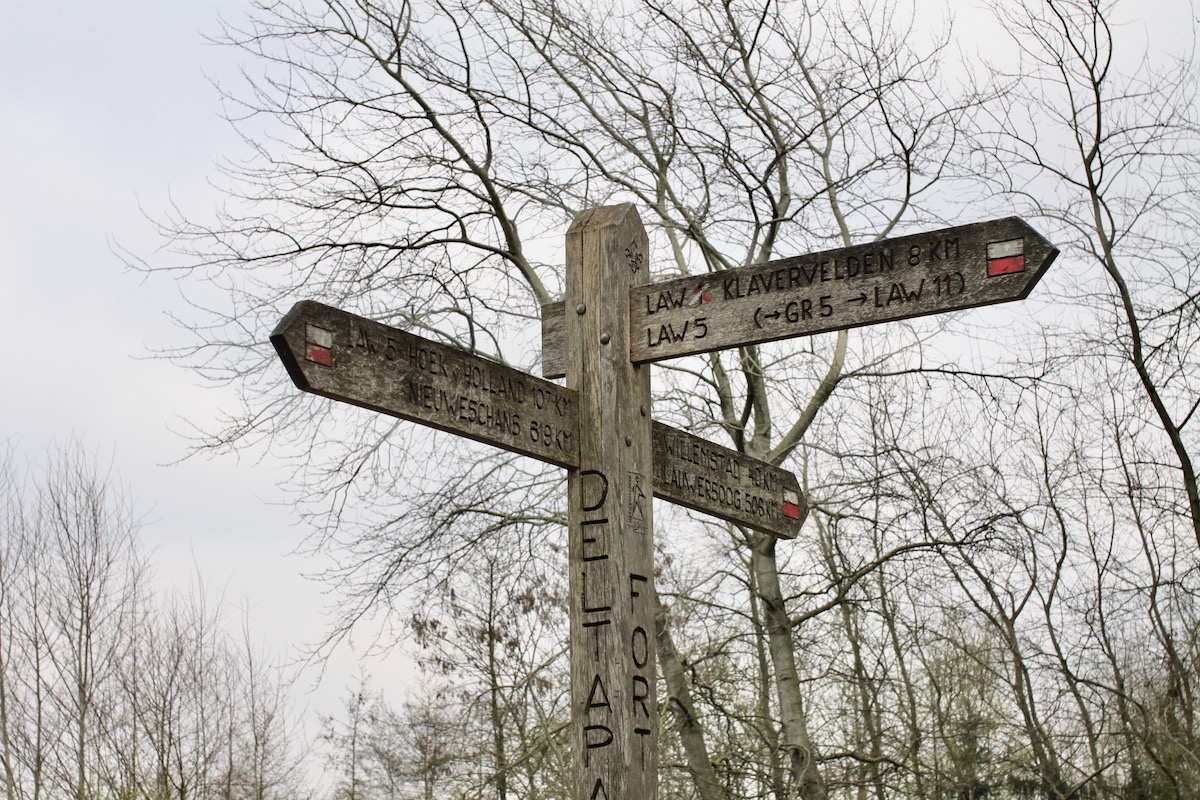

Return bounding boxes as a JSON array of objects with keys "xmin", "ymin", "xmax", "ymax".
[{"xmin": 270, "ymin": 301, "xmax": 320, "ymax": 393}]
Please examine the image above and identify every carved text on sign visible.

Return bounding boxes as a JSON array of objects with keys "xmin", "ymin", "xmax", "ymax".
[
  {"xmin": 574, "ymin": 467, "xmax": 655, "ymax": 795},
  {"xmin": 622, "ymin": 218, "xmax": 1058, "ymax": 362},
  {"xmin": 635, "ymin": 233, "xmax": 967, "ymax": 358},
  {"xmin": 272, "ymin": 301, "xmax": 580, "ymax": 468},
  {"xmin": 651, "ymin": 423, "xmax": 806, "ymax": 538}
]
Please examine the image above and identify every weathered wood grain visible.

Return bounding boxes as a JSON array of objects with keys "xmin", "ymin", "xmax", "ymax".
[
  {"xmin": 272, "ymin": 301, "xmax": 580, "ymax": 468},
  {"xmin": 541, "ymin": 299, "xmax": 565, "ymax": 379}
]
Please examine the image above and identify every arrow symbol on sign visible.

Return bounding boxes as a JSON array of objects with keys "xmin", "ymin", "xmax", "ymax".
[
  {"xmin": 847, "ymin": 293, "xmax": 868, "ymax": 306},
  {"xmin": 753, "ymin": 307, "xmax": 783, "ymax": 328}
]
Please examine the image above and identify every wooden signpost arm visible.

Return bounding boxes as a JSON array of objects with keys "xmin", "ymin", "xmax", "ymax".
[
  {"xmin": 270, "ymin": 301, "xmax": 805, "ymax": 538},
  {"xmin": 565, "ymin": 205, "xmax": 658, "ymax": 800}
]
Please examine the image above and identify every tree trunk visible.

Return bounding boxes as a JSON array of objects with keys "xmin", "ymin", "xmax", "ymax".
[
  {"xmin": 656, "ymin": 602, "xmax": 727, "ymax": 800},
  {"xmin": 752, "ymin": 533, "xmax": 828, "ymax": 800}
]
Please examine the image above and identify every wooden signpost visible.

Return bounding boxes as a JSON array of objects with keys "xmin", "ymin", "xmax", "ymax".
[
  {"xmin": 272, "ymin": 301, "xmax": 804, "ymax": 538},
  {"xmin": 562, "ymin": 206, "xmax": 657, "ymax": 800},
  {"xmin": 273, "ymin": 206, "xmax": 1056, "ymax": 800}
]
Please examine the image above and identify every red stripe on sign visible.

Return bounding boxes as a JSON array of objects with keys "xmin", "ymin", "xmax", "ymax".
[
  {"xmin": 783, "ymin": 502, "xmax": 801, "ymax": 520},
  {"xmin": 305, "ymin": 343, "xmax": 333, "ymax": 366},
  {"xmin": 987, "ymin": 255, "xmax": 1025, "ymax": 277}
]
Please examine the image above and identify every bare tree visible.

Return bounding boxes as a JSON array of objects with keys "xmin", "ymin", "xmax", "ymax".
[
  {"xmin": 141, "ymin": 1, "xmax": 982, "ymax": 797},
  {"xmin": 958, "ymin": 3, "xmax": 1200, "ymax": 791},
  {"xmin": 131, "ymin": 0, "xmax": 1200, "ymax": 795},
  {"xmin": 974, "ymin": 0, "xmax": 1200, "ymax": 547},
  {"xmin": 0, "ymin": 444, "xmax": 29, "ymax": 800},
  {"xmin": 0, "ymin": 442, "xmax": 144, "ymax": 800},
  {"xmin": 0, "ymin": 442, "xmax": 310, "ymax": 800},
  {"xmin": 323, "ymin": 676, "xmax": 470, "ymax": 800}
]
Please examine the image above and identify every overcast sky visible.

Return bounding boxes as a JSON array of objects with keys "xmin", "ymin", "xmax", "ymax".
[{"xmin": 0, "ymin": 0, "xmax": 411, "ymax": 716}]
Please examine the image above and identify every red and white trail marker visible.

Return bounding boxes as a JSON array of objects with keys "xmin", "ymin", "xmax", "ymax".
[
  {"xmin": 304, "ymin": 323, "xmax": 334, "ymax": 366},
  {"xmin": 986, "ymin": 238, "xmax": 1026, "ymax": 277},
  {"xmin": 783, "ymin": 490, "xmax": 803, "ymax": 521}
]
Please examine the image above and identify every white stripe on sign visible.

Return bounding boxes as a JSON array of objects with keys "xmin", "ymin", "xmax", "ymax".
[
  {"xmin": 987, "ymin": 239, "xmax": 1024, "ymax": 259},
  {"xmin": 306, "ymin": 324, "xmax": 333, "ymax": 348}
]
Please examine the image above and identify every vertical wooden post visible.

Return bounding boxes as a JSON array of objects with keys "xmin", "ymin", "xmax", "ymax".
[{"xmin": 565, "ymin": 205, "xmax": 657, "ymax": 800}]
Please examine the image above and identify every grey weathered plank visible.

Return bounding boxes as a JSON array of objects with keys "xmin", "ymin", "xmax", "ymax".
[
  {"xmin": 272, "ymin": 301, "xmax": 580, "ymax": 469},
  {"xmin": 541, "ymin": 299, "xmax": 565, "ymax": 379},
  {"xmin": 542, "ymin": 217, "xmax": 1059, "ymax": 368},
  {"xmin": 564, "ymin": 205, "xmax": 658, "ymax": 800},
  {"xmin": 652, "ymin": 422, "xmax": 805, "ymax": 539}
]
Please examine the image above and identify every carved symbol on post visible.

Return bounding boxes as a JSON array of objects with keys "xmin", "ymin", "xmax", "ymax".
[
  {"xmin": 626, "ymin": 240, "xmax": 644, "ymax": 273},
  {"xmin": 627, "ymin": 471, "xmax": 647, "ymax": 534}
]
